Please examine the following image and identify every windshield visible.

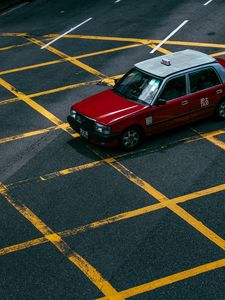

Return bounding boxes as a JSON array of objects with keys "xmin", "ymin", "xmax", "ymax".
[{"xmin": 113, "ymin": 68, "xmax": 162, "ymax": 104}]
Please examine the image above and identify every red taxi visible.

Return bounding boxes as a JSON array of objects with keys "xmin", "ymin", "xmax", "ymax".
[{"xmin": 67, "ymin": 50, "xmax": 225, "ymax": 150}]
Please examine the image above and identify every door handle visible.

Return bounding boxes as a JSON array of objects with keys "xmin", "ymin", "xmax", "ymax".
[
  {"xmin": 181, "ymin": 100, "xmax": 189, "ymax": 105},
  {"xmin": 216, "ymin": 89, "xmax": 223, "ymax": 94}
]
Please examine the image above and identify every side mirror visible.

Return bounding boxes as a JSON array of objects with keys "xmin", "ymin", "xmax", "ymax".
[{"xmin": 156, "ymin": 98, "xmax": 166, "ymax": 106}]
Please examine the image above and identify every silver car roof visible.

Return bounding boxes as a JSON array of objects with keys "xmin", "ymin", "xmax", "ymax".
[{"xmin": 135, "ymin": 49, "xmax": 216, "ymax": 78}]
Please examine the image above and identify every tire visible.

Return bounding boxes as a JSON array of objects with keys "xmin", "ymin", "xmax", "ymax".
[
  {"xmin": 119, "ymin": 127, "xmax": 143, "ymax": 151},
  {"xmin": 215, "ymin": 99, "xmax": 225, "ymax": 120}
]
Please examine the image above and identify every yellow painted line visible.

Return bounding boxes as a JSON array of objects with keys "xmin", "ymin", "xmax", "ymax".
[
  {"xmin": 7, "ymin": 157, "xmax": 117, "ymax": 188},
  {"xmin": 5, "ymin": 127, "xmax": 225, "ymax": 189},
  {"xmin": 0, "ymin": 58, "xmax": 65, "ymax": 76},
  {"xmin": 0, "ymin": 184, "xmax": 123, "ymax": 300},
  {"xmin": 0, "ymin": 33, "xmax": 26, "ymax": 37},
  {"xmin": 45, "ymin": 34, "xmax": 169, "ymax": 55},
  {"xmin": 0, "ymin": 78, "xmax": 63, "ymax": 126},
  {"xmin": 0, "ymin": 236, "xmax": 47, "ymax": 256},
  {"xmin": 109, "ymin": 159, "xmax": 171, "ymax": 201},
  {"xmin": 108, "ymin": 160, "xmax": 225, "ymax": 251},
  {"xmin": 76, "ymin": 43, "xmax": 142, "ymax": 58},
  {"xmin": 0, "ymin": 44, "xmax": 140, "ymax": 76},
  {"xmin": 0, "ymin": 97, "xmax": 19, "ymax": 105},
  {"xmin": 97, "ymin": 258, "xmax": 225, "ymax": 299},
  {"xmin": 172, "ymin": 183, "xmax": 225, "ymax": 204},
  {"xmin": 28, "ymin": 75, "xmax": 121, "ymax": 97},
  {"xmin": 27, "ymin": 37, "xmax": 108, "ymax": 79},
  {"xmin": 0, "ymin": 41, "xmax": 32, "ymax": 51},
  {"xmin": 0, "ymin": 78, "xmax": 79, "ymax": 139},
  {"xmin": 186, "ymin": 129, "xmax": 225, "ymax": 143},
  {"xmin": 210, "ymin": 51, "xmax": 225, "ymax": 57},
  {"xmin": 155, "ymin": 40, "xmax": 225, "ymax": 49},
  {"xmin": 45, "ymin": 34, "xmax": 225, "ymax": 50},
  {"xmin": 0, "ymin": 74, "xmax": 124, "ymax": 106},
  {"xmin": 40, "ymin": 158, "xmax": 114, "ymax": 181},
  {"xmin": 45, "ymin": 33, "xmax": 149, "ymax": 44},
  {"xmin": 205, "ymin": 136, "xmax": 225, "ymax": 151},
  {"xmin": 1, "ymin": 181, "xmax": 225, "ymax": 257},
  {"xmin": 189, "ymin": 127, "xmax": 225, "ymax": 151},
  {"xmin": 0, "ymin": 125, "xmax": 61, "ymax": 144},
  {"xmin": 0, "ymin": 80, "xmax": 100, "ymax": 105},
  {"xmin": 0, "ymin": 203, "xmax": 164, "ymax": 256}
]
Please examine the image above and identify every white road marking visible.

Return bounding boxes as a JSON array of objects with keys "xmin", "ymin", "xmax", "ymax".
[
  {"xmin": 114, "ymin": 0, "xmax": 121, "ymax": 3},
  {"xmin": 0, "ymin": 2, "xmax": 28, "ymax": 16},
  {"xmin": 204, "ymin": 0, "xmax": 213, "ymax": 5},
  {"xmin": 41, "ymin": 17, "xmax": 92, "ymax": 49},
  {"xmin": 150, "ymin": 20, "xmax": 189, "ymax": 54}
]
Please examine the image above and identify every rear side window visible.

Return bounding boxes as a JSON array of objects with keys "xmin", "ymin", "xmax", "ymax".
[
  {"xmin": 189, "ymin": 68, "xmax": 221, "ymax": 93},
  {"xmin": 159, "ymin": 75, "xmax": 186, "ymax": 101}
]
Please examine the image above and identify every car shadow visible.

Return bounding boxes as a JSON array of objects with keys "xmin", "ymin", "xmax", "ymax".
[{"xmin": 66, "ymin": 117, "xmax": 225, "ymax": 162}]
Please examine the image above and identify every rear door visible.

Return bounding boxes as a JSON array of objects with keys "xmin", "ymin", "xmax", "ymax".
[
  {"xmin": 147, "ymin": 74, "xmax": 189, "ymax": 134},
  {"xmin": 187, "ymin": 67, "xmax": 223, "ymax": 121}
]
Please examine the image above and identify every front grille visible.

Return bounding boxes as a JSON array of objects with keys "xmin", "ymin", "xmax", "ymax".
[{"xmin": 75, "ymin": 113, "xmax": 95, "ymax": 130}]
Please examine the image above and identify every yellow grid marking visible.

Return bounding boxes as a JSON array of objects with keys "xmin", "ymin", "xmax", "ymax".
[
  {"xmin": 0, "ymin": 41, "xmax": 32, "ymax": 51},
  {"xmin": 211, "ymin": 51, "xmax": 225, "ymax": 57},
  {"xmin": 0, "ymin": 33, "xmax": 26, "ymax": 37},
  {"xmin": 186, "ymin": 129, "xmax": 225, "ymax": 142},
  {"xmin": 0, "ymin": 79, "xmax": 101, "ymax": 105},
  {"xmin": 189, "ymin": 127, "xmax": 225, "ymax": 151},
  {"xmin": 0, "ymin": 184, "xmax": 123, "ymax": 300},
  {"xmin": 42, "ymin": 34, "xmax": 172, "ymax": 55},
  {"xmin": 0, "ymin": 78, "xmax": 62, "ymax": 125},
  {"xmin": 203, "ymin": 136, "xmax": 225, "ymax": 151},
  {"xmin": 2, "ymin": 126, "xmax": 224, "ymax": 187},
  {"xmin": 0, "ymin": 58, "xmax": 65, "ymax": 76},
  {"xmin": 0, "ymin": 74, "xmax": 124, "ymax": 106},
  {"xmin": 1, "ymin": 32, "xmax": 225, "ymax": 298},
  {"xmin": 0, "ymin": 78, "xmax": 81, "ymax": 139},
  {"xmin": 27, "ymin": 37, "xmax": 108, "ymax": 79},
  {"xmin": 46, "ymin": 33, "xmax": 152, "ymax": 43},
  {"xmin": 0, "ymin": 125, "xmax": 60, "ymax": 144},
  {"xmin": 45, "ymin": 33, "xmax": 225, "ymax": 49},
  {"xmin": 109, "ymin": 160, "xmax": 225, "ymax": 250},
  {"xmin": 0, "ymin": 123, "xmax": 79, "ymax": 144},
  {"xmin": 0, "ymin": 43, "xmax": 141, "ymax": 76},
  {"xmin": 1, "ymin": 181, "xmax": 225, "ymax": 257},
  {"xmin": 154, "ymin": 40, "xmax": 225, "ymax": 49},
  {"xmin": 1, "ymin": 75, "xmax": 118, "ymax": 104},
  {"xmin": 97, "ymin": 258, "xmax": 225, "ymax": 299}
]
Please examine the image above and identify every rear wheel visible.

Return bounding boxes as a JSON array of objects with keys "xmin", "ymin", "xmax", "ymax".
[
  {"xmin": 119, "ymin": 127, "xmax": 143, "ymax": 151},
  {"xmin": 215, "ymin": 99, "xmax": 225, "ymax": 120}
]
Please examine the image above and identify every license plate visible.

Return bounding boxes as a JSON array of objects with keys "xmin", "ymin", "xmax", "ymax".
[{"xmin": 80, "ymin": 128, "xmax": 88, "ymax": 139}]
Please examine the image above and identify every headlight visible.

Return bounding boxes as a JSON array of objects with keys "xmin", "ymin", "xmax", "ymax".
[
  {"xmin": 70, "ymin": 109, "xmax": 77, "ymax": 118},
  {"xmin": 95, "ymin": 122, "xmax": 111, "ymax": 135}
]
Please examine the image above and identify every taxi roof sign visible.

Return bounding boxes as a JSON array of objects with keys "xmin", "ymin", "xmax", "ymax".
[
  {"xmin": 161, "ymin": 58, "xmax": 171, "ymax": 66},
  {"xmin": 135, "ymin": 49, "xmax": 216, "ymax": 78}
]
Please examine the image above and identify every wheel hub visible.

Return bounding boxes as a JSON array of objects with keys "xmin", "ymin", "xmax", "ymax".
[{"xmin": 219, "ymin": 102, "xmax": 225, "ymax": 118}]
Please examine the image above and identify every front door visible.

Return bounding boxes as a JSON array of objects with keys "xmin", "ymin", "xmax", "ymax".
[{"xmin": 146, "ymin": 74, "xmax": 189, "ymax": 135}]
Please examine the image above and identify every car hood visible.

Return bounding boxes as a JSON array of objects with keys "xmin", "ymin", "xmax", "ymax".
[{"xmin": 72, "ymin": 89, "xmax": 147, "ymax": 125}]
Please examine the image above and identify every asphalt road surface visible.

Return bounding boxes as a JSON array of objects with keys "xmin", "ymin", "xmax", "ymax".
[{"xmin": 0, "ymin": 0, "xmax": 225, "ymax": 299}]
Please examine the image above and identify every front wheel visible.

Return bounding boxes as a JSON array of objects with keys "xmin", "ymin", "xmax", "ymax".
[
  {"xmin": 119, "ymin": 127, "xmax": 143, "ymax": 151},
  {"xmin": 215, "ymin": 99, "xmax": 225, "ymax": 120}
]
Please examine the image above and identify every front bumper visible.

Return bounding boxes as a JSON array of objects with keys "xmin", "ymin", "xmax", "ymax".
[{"xmin": 67, "ymin": 115, "xmax": 119, "ymax": 147}]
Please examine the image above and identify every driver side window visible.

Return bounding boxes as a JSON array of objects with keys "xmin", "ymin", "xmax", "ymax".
[{"xmin": 159, "ymin": 75, "xmax": 186, "ymax": 101}]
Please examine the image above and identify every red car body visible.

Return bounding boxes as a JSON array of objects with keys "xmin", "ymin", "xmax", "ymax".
[{"xmin": 68, "ymin": 50, "xmax": 225, "ymax": 150}]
